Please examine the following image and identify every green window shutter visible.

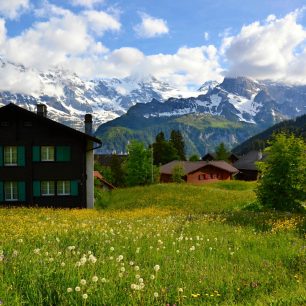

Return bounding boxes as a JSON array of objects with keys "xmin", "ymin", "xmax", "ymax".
[
  {"xmin": 0, "ymin": 146, "xmax": 3, "ymax": 167},
  {"xmin": 18, "ymin": 181, "xmax": 26, "ymax": 201},
  {"xmin": 0, "ymin": 146, "xmax": 3, "ymax": 166},
  {"xmin": 0, "ymin": 181, "xmax": 3, "ymax": 201},
  {"xmin": 56, "ymin": 146, "xmax": 71, "ymax": 161},
  {"xmin": 32, "ymin": 146, "xmax": 40, "ymax": 162},
  {"xmin": 17, "ymin": 146, "xmax": 25, "ymax": 166},
  {"xmin": 33, "ymin": 181, "xmax": 40, "ymax": 197},
  {"xmin": 70, "ymin": 180, "xmax": 78, "ymax": 196}
]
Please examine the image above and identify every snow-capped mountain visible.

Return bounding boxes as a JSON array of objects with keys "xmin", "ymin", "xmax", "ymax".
[
  {"xmin": 0, "ymin": 57, "xmax": 306, "ymax": 135},
  {"xmin": 139, "ymin": 77, "xmax": 306, "ymax": 127},
  {"xmin": 0, "ymin": 58, "xmax": 198, "ymax": 130},
  {"xmin": 94, "ymin": 76, "xmax": 306, "ymax": 155}
]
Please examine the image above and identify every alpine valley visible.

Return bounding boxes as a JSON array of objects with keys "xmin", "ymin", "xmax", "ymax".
[{"xmin": 1, "ymin": 57, "xmax": 306, "ymax": 155}]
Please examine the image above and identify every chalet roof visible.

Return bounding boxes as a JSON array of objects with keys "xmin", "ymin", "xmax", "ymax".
[
  {"xmin": 160, "ymin": 160, "xmax": 239, "ymax": 175},
  {"xmin": 0, "ymin": 103, "xmax": 101, "ymax": 145},
  {"xmin": 233, "ymin": 150, "xmax": 265, "ymax": 171},
  {"xmin": 202, "ymin": 152, "xmax": 240, "ymax": 162}
]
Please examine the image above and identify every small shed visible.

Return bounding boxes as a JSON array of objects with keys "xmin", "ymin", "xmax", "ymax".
[{"xmin": 94, "ymin": 171, "xmax": 115, "ymax": 190}]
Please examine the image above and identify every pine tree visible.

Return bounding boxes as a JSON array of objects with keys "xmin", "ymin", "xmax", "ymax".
[
  {"xmin": 215, "ymin": 142, "xmax": 230, "ymax": 161},
  {"xmin": 152, "ymin": 132, "xmax": 178, "ymax": 165},
  {"xmin": 170, "ymin": 130, "xmax": 186, "ymax": 160}
]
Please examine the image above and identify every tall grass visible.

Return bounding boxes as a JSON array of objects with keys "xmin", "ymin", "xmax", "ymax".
[{"xmin": 0, "ymin": 182, "xmax": 305, "ymax": 305}]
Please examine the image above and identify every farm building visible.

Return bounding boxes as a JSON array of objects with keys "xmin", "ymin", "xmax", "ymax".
[
  {"xmin": 233, "ymin": 150, "xmax": 265, "ymax": 181},
  {"xmin": 160, "ymin": 160, "xmax": 239, "ymax": 184},
  {"xmin": 0, "ymin": 103, "xmax": 101, "ymax": 208}
]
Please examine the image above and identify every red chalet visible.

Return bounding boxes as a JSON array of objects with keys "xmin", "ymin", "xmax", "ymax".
[{"xmin": 160, "ymin": 160, "xmax": 238, "ymax": 184}]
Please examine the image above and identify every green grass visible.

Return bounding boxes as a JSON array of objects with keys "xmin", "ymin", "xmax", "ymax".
[
  {"xmin": 100, "ymin": 181, "xmax": 256, "ymax": 213},
  {"xmin": 0, "ymin": 181, "xmax": 305, "ymax": 305}
]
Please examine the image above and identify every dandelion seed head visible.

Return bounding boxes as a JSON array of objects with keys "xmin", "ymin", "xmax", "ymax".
[{"xmin": 92, "ymin": 276, "xmax": 98, "ymax": 282}]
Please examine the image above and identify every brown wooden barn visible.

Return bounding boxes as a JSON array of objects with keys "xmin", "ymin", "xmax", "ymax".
[
  {"xmin": 0, "ymin": 103, "xmax": 101, "ymax": 208},
  {"xmin": 160, "ymin": 160, "xmax": 238, "ymax": 184}
]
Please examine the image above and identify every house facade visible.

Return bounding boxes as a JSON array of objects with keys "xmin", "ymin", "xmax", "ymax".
[
  {"xmin": 0, "ymin": 103, "xmax": 101, "ymax": 208},
  {"xmin": 160, "ymin": 160, "xmax": 238, "ymax": 184}
]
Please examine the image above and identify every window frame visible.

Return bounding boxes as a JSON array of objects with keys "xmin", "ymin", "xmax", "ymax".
[
  {"xmin": 4, "ymin": 181, "xmax": 18, "ymax": 201},
  {"xmin": 57, "ymin": 180, "xmax": 71, "ymax": 196},
  {"xmin": 4, "ymin": 146, "xmax": 18, "ymax": 166},
  {"xmin": 41, "ymin": 146, "xmax": 55, "ymax": 162},
  {"xmin": 41, "ymin": 181, "xmax": 55, "ymax": 196}
]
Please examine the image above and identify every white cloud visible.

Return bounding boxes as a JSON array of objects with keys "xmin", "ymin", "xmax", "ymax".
[
  {"xmin": 134, "ymin": 13, "xmax": 169, "ymax": 38},
  {"xmin": 0, "ymin": 5, "xmax": 122, "ymax": 72},
  {"xmin": 204, "ymin": 32, "xmax": 209, "ymax": 41},
  {"xmin": 83, "ymin": 10, "xmax": 121, "ymax": 35},
  {"xmin": 70, "ymin": 0, "xmax": 104, "ymax": 8},
  {"xmin": 223, "ymin": 9, "xmax": 306, "ymax": 82},
  {"xmin": 0, "ymin": 18, "xmax": 6, "ymax": 44},
  {"xmin": 0, "ymin": 0, "xmax": 29, "ymax": 19}
]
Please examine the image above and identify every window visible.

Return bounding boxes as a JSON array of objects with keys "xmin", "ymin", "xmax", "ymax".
[
  {"xmin": 57, "ymin": 181, "xmax": 70, "ymax": 195},
  {"xmin": 41, "ymin": 181, "xmax": 55, "ymax": 196},
  {"xmin": 4, "ymin": 146, "xmax": 17, "ymax": 165},
  {"xmin": 198, "ymin": 174, "xmax": 205, "ymax": 180},
  {"xmin": 4, "ymin": 181, "xmax": 18, "ymax": 201},
  {"xmin": 41, "ymin": 146, "xmax": 55, "ymax": 161}
]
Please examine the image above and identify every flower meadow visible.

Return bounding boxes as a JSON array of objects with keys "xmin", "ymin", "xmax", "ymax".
[{"xmin": 0, "ymin": 182, "xmax": 305, "ymax": 305}]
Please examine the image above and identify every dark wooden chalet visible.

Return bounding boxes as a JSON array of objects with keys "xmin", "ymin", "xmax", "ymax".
[
  {"xmin": 233, "ymin": 150, "xmax": 264, "ymax": 180},
  {"xmin": 0, "ymin": 103, "xmax": 101, "ymax": 208},
  {"xmin": 160, "ymin": 160, "xmax": 238, "ymax": 184}
]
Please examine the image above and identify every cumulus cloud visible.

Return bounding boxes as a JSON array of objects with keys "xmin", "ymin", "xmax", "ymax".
[
  {"xmin": 70, "ymin": 0, "xmax": 104, "ymax": 8},
  {"xmin": 0, "ymin": 18, "xmax": 6, "ymax": 44},
  {"xmin": 87, "ymin": 45, "xmax": 222, "ymax": 89},
  {"xmin": 134, "ymin": 13, "xmax": 169, "ymax": 38},
  {"xmin": 83, "ymin": 10, "xmax": 121, "ymax": 35},
  {"xmin": 223, "ymin": 9, "xmax": 306, "ymax": 82},
  {"xmin": 0, "ymin": 0, "xmax": 29, "ymax": 19},
  {"xmin": 1, "ymin": 5, "xmax": 121, "ymax": 71}
]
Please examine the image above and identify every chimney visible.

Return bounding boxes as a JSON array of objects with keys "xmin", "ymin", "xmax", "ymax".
[
  {"xmin": 85, "ymin": 114, "xmax": 93, "ymax": 135},
  {"xmin": 37, "ymin": 104, "xmax": 47, "ymax": 117}
]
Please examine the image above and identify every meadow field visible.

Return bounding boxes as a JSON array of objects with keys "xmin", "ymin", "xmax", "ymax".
[{"xmin": 0, "ymin": 182, "xmax": 305, "ymax": 305}]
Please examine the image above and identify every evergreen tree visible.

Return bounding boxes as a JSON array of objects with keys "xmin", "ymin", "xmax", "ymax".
[
  {"xmin": 170, "ymin": 130, "xmax": 186, "ymax": 160},
  {"xmin": 152, "ymin": 131, "xmax": 178, "ymax": 165},
  {"xmin": 125, "ymin": 140, "xmax": 152, "ymax": 186},
  {"xmin": 215, "ymin": 142, "xmax": 230, "ymax": 161},
  {"xmin": 256, "ymin": 133, "xmax": 306, "ymax": 212}
]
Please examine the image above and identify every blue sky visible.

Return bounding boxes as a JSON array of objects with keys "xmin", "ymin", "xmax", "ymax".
[{"xmin": 1, "ymin": 0, "xmax": 306, "ymax": 91}]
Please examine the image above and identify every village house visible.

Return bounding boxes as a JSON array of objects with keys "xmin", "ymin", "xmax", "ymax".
[
  {"xmin": 0, "ymin": 103, "xmax": 101, "ymax": 208},
  {"xmin": 160, "ymin": 160, "xmax": 238, "ymax": 184},
  {"xmin": 233, "ymin": 150, "xmax": 265, "ymax": 181}
]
